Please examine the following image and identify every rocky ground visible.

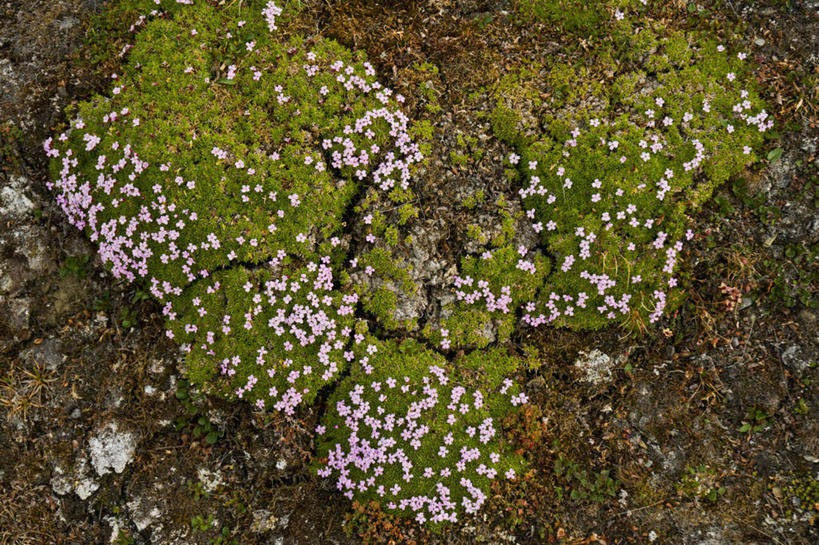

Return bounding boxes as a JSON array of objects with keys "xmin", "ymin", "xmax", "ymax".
[{"xmin": 0, "ymin": 1, "xmax": 817, "ymax": 544}]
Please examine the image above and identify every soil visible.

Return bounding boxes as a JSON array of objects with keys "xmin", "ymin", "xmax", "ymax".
[{"xmin": 0, "ymin": 1, "xmax": 817, "ymax": 544}]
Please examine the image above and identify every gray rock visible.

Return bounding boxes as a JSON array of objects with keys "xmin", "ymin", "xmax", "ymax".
[
  {"xmin": 0, "ymin": 296, "xmax": 33, "ymax": 348},
  {"xmin": 49, "ymin": 465, "xmax": 73, "ymax": 496},
  {"xmin": 55, "ymin": 16, "xmax": 80, "ymax": 31},
  {"xmin": 0, "ymin": 59, "xmax": 23, "ymax": 111},
  {"xmin": 781, "ymin": 344, "xmax": 814, "ymax": 375},
  {"xmin": 695, "ymin": 528, "xmax": 731, "ymax": 545},
  {"xmin": 12, "ymin": 226, "xmax": 53, "ymax": 276},
  {"xmin": 19, "ymin": 337, "xmax": 64, "ymax": 371},
  {"xmin": 0, "ymin": 177, "xmax": 55, "ymax": 304}
]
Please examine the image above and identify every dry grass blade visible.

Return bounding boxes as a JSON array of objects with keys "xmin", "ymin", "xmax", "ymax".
[{"xmin": 0, "ymin": 360, "xmax": 56, "ymax": 424}]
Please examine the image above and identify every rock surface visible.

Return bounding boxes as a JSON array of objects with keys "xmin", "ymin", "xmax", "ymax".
[{"xmin": 0, "ymin": 1, "xmax": 817, "ymax": 544}]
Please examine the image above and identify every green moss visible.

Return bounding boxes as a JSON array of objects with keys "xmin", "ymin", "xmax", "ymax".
[
  {"xmin": 356, "ymin": 248, "xmax": 414, "ymax": 290},
  {"xmin": 676, "ymin": 464, "xmax": 726, "ymax": 502},
  {"xmin": 450, "ymin": 150, "xmax": 470, "ymax": 166},
  {"xmin": 490, "ymin": 200, "xmax": 519, "ymax": 247},
  {"xmin": 490, "ymin": 104, "xmax": 525, "ymax": 147},
  {"xmin": 363, "ymin": 286, "xmax": 400, "ymax": 329},
  {"xmin": 352, "ymin": 247, "xmax": 418, "ymax": 331},
  {"xmin": 466, "ymin": 224, "xmax": 487, "ymax": 244},
  {"xmin": 610, "ymin": 71, "xmax": 644, "ymax": 104},
  {"xmin": 383, "ymin": 225, "xmax": 400, "ymax": 246},
  {"xmin": 779, "ymin": 474, "xmax": 819, "ymax": 513},
  {"xmin": 411, "ymin": 119, "xmax": 435, "ymax": 158},
  {"xmin": 517, "ymin": 0, "xmax": 622, "ymax": 37},
  {"xmin": 396, "ymin": 203, "xmax": 418, "ymax": 225},
  {"xmin": 462, "ymin": 190, "xmax": 485, "ymax": 210},
  {"xmin": 439, "ymin": 244, "xmax": 550, "ymax": 350},
  {"xmin": 553, "ymin": 455, "xmax": 620, "ymax": 502}
]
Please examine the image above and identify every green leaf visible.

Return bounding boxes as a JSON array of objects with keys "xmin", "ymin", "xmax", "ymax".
[
  {"xmin": 767, "ymin": 147, "xmax": 783, "ymax": 162},
  {"xmin": 216, "ymin": 78, "xmax": 236, "ymax": 85},
  {"xmin": 738, "ymin": 423, "xmax": 751, "ymax": 433},
  {"xmin": 715, "ymin": 196, "xmax": 734, "ymax": 215},
  {"xmin": 206, "ymin": 430, "xmax": 220, "ymax": 445}
]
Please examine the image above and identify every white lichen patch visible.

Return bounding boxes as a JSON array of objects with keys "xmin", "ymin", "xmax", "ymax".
[
  {"xmin": 104, "ymin": 515, "xmax": 122, "ymax": 544},
  {"xmin": 127, "ymin": 496, "xmax": 162, "ymax": 532},
  {"xmin": 574, "ymin": 349, "xmax": 614, "ymax": 385},
  {"xmin": 89, "ymin": 421, "xmax": 137, "ymax": 476},
  {"xmin": 75, "ymin": 474, "xmax": 101, "ymax": 500},
  {"xmin": 51, "ymin": 455, "xmax": 100, "ymax": 500},
  {"xmin": 50, "ymin": 465, "xmax": 73, "ymax": 496},
  {"xmin": 196, "ymin": 467, "xmax": 224, "ymax": 493},
  {"xmin": 0, "ymin": 176, "xmax": 35, "ymax": 220}
]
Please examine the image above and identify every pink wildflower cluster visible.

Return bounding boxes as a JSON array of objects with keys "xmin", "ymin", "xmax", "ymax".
[
  {"xmin": 45, "ymin": 5, "xmax": 423, "ymax": 415},
  {"xmin": 262, "ymin": 1, "xmax": 283, "ymax": 32},
  {"xmin": 510, "ymin": 48, "xmax": 769, "ymax": 329},
  {"xmin": 165, "ymin": 257, "xmax": 356, "ymax": 415},
  {"xmin": 317, "ymin": 343, "xmax": 527, "ymax": 525},
  {"xmin": 453, "ymin": 275, "xmax": 514, "ymax": 314}
]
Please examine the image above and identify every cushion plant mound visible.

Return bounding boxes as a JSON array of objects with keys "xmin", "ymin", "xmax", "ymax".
[
  {"xmin": 315, "ymin": 338, "xmax": 528, "ymax": 527},
  {"xmin": 475, "ymin": 1, "xmax": 771, "ymax": 333},
  {"xmin": 522, "ymin": 31, "xmax": 768, "ymax": 332},
  {"xmin": 45, "ymin": 1, "xmax": 421, "ymax": 413}
]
